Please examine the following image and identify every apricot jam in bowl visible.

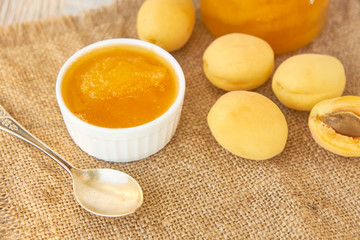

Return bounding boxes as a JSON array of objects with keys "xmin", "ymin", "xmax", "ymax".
[{"xmin": 56, "ymin": 39, "xmax": 185, "ymax": 162}]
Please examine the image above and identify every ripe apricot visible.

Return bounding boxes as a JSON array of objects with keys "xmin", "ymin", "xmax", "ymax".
[
  {"xmin": 308, "ymin": 96, "xmax": 360, "ymax": 157},
  {"xmin": 136, "ymin": 0, "xmax": 195, "ymax": 52},
  {"xmin": 272, "ymin": 54, "xmax": 346, "ymax": 111},
  {"xmin": 203, "ymin": 33, "xmax": 274, "ymax": 91},
  {"xmin": 207, "ymin": 91, "xmax": 288, "ymax": 160}
]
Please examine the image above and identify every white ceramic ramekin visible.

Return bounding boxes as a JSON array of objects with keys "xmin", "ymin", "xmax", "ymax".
[{"xmin": 56, "ymin": 38, "xmax": 185, "ymax": 162}]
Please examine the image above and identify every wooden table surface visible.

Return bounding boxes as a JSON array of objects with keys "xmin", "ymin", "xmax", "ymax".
[{"xmin": 0, "ymin": 0, "xmax": 113, "ymax": 26}]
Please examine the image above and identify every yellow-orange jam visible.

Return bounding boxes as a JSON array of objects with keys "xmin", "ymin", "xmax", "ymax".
[
  {"xmin": 200, "ymin": 0, "xmax": 329, "ymax": 54},
  {"xmin": 62, "ymin": 46, "xmax": 178, "ymax": 128}
]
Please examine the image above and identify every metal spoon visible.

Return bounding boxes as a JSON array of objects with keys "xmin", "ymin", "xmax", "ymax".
[{"xmin": 0, "ymin": 104, "xmax": 143, "ymax": 217}]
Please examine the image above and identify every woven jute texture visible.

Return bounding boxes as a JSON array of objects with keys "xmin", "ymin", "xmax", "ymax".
[{"xmin": 1, "ymin": 0, "xmax": 359, "ymax": 239}]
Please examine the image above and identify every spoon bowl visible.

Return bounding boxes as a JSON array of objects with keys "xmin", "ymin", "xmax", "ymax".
[
  {"xmin": 0, "ymin": 104, "xmax": 143, "ymax": 217},
  {"xmin": 72, "ymin": 168, "xmax": 143, "ymax": 217}
]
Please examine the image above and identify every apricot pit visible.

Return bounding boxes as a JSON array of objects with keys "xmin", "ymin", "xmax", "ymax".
[{"xmin": 320, "ymin": 111, "xmax": 360, "ymax": 138}]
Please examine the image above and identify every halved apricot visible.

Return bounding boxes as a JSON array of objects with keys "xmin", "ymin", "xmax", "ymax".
[{"xmin": 308, "ymin": 96, "xmax": 360, "ymax": 157}]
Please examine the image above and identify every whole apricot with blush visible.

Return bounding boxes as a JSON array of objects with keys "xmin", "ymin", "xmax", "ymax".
[
  {"xmin": 207, "ymin": 91, "xmax": 288, "ymax": 160},
  {"xmin": 309, "ymin": 96, "xmax": 360, "ymax": 157}
]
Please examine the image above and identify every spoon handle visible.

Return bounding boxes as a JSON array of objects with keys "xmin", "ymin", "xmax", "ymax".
[{"xmin": 0, "ymin": 104, "xmax": 73, "ymax": 175}]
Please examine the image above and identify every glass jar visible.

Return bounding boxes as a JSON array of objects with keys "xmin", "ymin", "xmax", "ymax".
[{"xmin": 200, "ymin": 0, "xmax": 329, "ymax": 54}]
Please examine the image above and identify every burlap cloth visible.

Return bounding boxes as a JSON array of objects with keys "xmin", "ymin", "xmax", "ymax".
[{"xmin": 0, "ymin": 0, "xmax": 359, "ymax": 239}]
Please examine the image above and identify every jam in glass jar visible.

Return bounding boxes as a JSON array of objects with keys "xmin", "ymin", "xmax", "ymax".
[{"xmin": 200, "ymin": 0, "xmax": 330, "ymax": 54}]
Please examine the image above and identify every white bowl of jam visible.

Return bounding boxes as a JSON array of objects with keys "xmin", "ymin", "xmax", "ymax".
[{"xmin": 56, "ymin": 38, "xmax": 185, "ymax": 162}]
